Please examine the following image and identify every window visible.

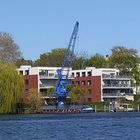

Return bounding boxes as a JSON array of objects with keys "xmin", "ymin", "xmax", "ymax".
[
  {"xmin": 25, "ymin": 89, "xmax": 29, "ymax": 94},
  {"xmin": 25, "ymin": 79, "xmax": 29, "ymax": 85},
  {"xmin": 82, "ymin": 72, "xmax": 85, "ymax": 77},
  {"xmin": 88, "ymin": 71, "xmax": 91, "ymax": 76},
  {"xmin": 81, "ymin": 81, "xmax": 85, "ymax": 85},
  {"xmin": 72, "ymin": 73, "xmax": 74, "ymax": 78},
  {"xmin": 49, "ymin": 73, "xmax": 54, "ymax": 77},
  {"xmin": 88, "ymin": 98, "xmax": 91, "ymax": 102},
  {"xmin": 88, "ymin": 89, "xmax": 92, "ymax": 94},
  {"xmin": 76, "ymin": 81, "xmax": 80, "ymax": 86},
  {"xmin": 19, "ymin": 70, "xmax": 23, "ymax": 75},
  {"xmin": 25, "ymin": 70, "xmax": 29, "ymax": 75},
  {"xmin": 25, "ymin": 89, "xmax": 28, "ymax": 92},
  {"xmin": 87, "ymin": 80, "xmax": 91, "ymax": 85},
  {"xmin": 72, "ymin": 81, "xmax": 74, "ymax": 85},
  {"xmin": 39, "ymin": 70, "xmax": 48, "ymax": 76},
  {"xmin": 76, "ymin": 72, "xmax": 80, "ymax": 77},
  {"xmin": 110, "ymin": 73, "xmax": 115, "ymax": 78}
]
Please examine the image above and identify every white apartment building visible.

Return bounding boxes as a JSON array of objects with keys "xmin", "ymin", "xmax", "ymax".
[{"xmin": 71, "ymin": 67, "xmax": 134, "ymax": 102}]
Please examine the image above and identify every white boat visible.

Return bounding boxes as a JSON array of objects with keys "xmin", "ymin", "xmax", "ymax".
[{"xmin": 81, "ymin": 106, "xmax": 94, "ymax": 113}]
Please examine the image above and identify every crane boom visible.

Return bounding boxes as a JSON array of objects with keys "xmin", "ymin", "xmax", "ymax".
[{"xmin": 54, "ymin": 21, "xmax": 79, "ymax": 109}]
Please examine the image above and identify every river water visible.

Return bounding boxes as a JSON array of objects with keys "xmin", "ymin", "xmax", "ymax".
[{"xmin": 0, "ymin": 112, "xmax": 140, "ymax": 140}]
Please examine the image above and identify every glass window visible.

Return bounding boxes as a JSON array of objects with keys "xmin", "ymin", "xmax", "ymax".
[
  {"xmin": 76, "ymin": 81, "xmax": 80, "ymax": 85},
  {"xmin": 25, "ymin": 70, "xmax": 29, "ymax": 75},
  {"xmin": 88, "ymin": 98, "xmax": 91, "ymax": 102},
  {"xmin": 72, "ymin": 81, "xmax": 74, "ymax": 85},
  {"xmin": 25, "ymin": 79, "xmax": 29, "ymax": 85},
  {"xmin": 76, "ymin": 72, "xmax": 80, "ymax": 77},
  {"xmin": 81, "ymin": 81, "xmax": 85, "ymax": 85},
  {"xmin": 82, "ymin": 72, "xmax": 85, "ymax": 77},
  {"xmin": 88, "ymin": 71, "xmax": 91, "ymax": 76},
  {"xmin": 88, "ymin": 89, "xmax": 92, "ymax": 94},
  {"xmin": 19, "ymin": 70, "xmax": 23, "ymax": 75},
  {"xmin": 49, "ymin": 73, "xmax": 54, "ymax": 77},
  {"xmin": 25, "ymin": 89, "xmax": 28, "ymax": 91},
  {"xmin": 72, "ymin": 73, "xmax": 74, "ymax": 78},
  {"xmin": 87, "ymin": 80, "xmax": 91, "ymax": 85}
]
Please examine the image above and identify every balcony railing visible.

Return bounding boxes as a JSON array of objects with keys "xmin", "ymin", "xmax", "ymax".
[
  {"xmin": 39, "ymin": 74, "xmax": 74, "ymax": 79},
  {"xmin": 103, "ymin": 92, "xmax": 133, "ymax": 97},
  {"xmin": 102, "ymin": 75, "xmax": 131, "ymax": 79},
  {"xmin": 103, "ymin": 84, "xmax": 131, "ymax": 88},
  {"xmin": 39, "ymin": 75, "xmax": 58, "ymax": 79},
  {"xmin": 40, "ymin": 84, "xmax": 54, "ymax": 88}
]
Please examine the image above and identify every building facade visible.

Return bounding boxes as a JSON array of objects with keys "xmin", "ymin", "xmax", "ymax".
[
  {"xmin": 18, "ymin": 66, "xmax": 134, "ymax": 103},
  {"xmin": 71, "ymin": 67, "xmax": 134, "ymax": 102},
  {"xmin": 18, "ymin": 66, "xmax": 72, "ymax": 97}
]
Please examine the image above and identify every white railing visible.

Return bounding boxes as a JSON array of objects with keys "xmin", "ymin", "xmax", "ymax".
[
  {"xmin": 39, "ymin": 84, "xmax": 54, "ymax": 88},
  {"xmin": 103, "ymin": 84, "xmax": 131, "ymax": 88},
  {"xmin": 102, "ymin": 75, "xmax": 131, "ymax": 79},
  {"xmin": 39, "ymin": 75, "xmax": 58, "ymax": 79},
  {"xmin": 39, "ymin": 74, "xmax": 74, "ymax": 79},
  {"xmin": 103, "ymin": 93, "xmax": 133, "ymax": 97}
]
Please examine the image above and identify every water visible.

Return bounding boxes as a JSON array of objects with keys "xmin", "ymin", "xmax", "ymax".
[{"xmin": 0, "ymin": 112, "xmax": 140, "ymax": 140}]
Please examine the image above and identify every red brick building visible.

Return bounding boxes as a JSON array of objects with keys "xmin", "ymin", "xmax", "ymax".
[
  {"xmin": 72, "ymin": 76, "xmax": 101, "ymax": 102},
  {"xmin": 24, "ymin": 75, "xmax": 38, "ymax": 93}
]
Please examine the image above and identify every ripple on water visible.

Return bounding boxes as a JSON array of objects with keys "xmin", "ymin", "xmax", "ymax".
[{"xmin": 0, "ymin": 112, "xmax": 140, "ymax": 140}]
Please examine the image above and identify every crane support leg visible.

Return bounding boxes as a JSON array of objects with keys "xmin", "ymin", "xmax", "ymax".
[{"xmin": 58, "ymin": 96, "xmax": 64, "ymax": 109}]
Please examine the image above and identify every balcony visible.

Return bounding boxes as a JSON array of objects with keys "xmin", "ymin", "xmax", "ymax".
[
  {"xmin": 39, "ymin": 74, "xmax": 74, "ymax": 79},
  {"xmin": 102, "ymin": 75, "xmax": 131, "ymax": 80},
  {"xmin": 39, "ymin": 84, "xmax": 54, "ymax": 89},
  {"xmin": 103, "ymin": 84, "xmax": 132, "ymax": 89},
  {"xmin": 103, "ymin": 92, "xmax": 133, "ymax": 98},
  {"xmin": 39, "ymin": 74, "xmax": 58, "ymax": 79}
]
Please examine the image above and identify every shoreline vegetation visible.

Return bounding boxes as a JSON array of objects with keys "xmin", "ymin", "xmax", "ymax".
[{"xmin": 1, "ymin": 102, "xmax": 140, "ymax": 115}]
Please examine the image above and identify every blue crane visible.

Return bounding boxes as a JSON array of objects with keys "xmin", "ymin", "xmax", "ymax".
[{"xmin": 53, "ymin": 21, "xmax": 79, "ymax": 109}]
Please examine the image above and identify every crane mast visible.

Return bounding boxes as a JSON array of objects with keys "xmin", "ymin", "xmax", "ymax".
[{"xmin": 53, "ymin": 21, "xmax": 79, "ymax": 109}]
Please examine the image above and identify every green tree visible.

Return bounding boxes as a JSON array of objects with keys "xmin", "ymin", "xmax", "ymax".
[
  {"xmin": 109, "ymin": 46, "xmax": 139, "ymax": 76},
  {"xmin": 69, "ymin": 86, "xmax": 86, "ymax": 104},
  {"xmin": 0, "ymin": 64, "xmax": 24, "ymax": 114},
  {"xmin": 131, "ymin": 66, "xmax": 140, "ymax": 94},
  {"xmin": 47, "ymin": 88, "xmax": 54, "ymax": 97},
  {"xmin": 15, "ymin": 58, "xmax": 34, "ymax": 68},
  {"xmin": 0, "ymin": 32, "xmax": 22, "ymax": 64},
  {"xmin": 85, "ymin": 53, "xmax": 107, "ymax": 68},
  {"xmin": 25, "ymin": 89, "xmax": 43, "ymax": 113},
  {"xmin": 134, "ymin": 94, "xmax": 140, "ymax": 102},
  {"xmin": 35, "ymin": 48, "xmax": 66, "ymax": 66},
  {"xmin": 34, "ymin": 48, "xmax": 87, "ymax": 69},
  {"xmin": 72, "ymin": 51, "xmax": 87, "ymax": 70}
]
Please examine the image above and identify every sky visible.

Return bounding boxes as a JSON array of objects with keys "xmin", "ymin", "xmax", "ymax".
[{"xmin": 0, "ymin": 0, "xmax": 140, "ymax": 60}]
